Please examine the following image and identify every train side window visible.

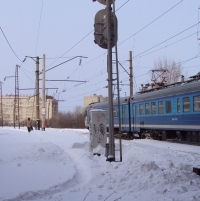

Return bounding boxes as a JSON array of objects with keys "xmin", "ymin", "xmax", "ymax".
[
  {"xmin": 132, "ymin": 105, "xmax": 137, "ymax": 116},
  {"xmin": 122, "ymin": 107, "xmax": 126, "ymax": 116},
  {"xmin": 158, "ymin": 101, "xmax": 163, "ymax": 114},
  {"xmin": 165, "ymin": 100, "xmax": 171, "ymax": 114},
  {"xmin": 183, "ymin": 97, "xmax": 190, "ymax": 112},
  {"xmin": 151, "ymin": 102, "xmax": 156, "ymax": 114},
  {"xmin": 177, "ymin": 98, "xmax": 180, "ymax": 113},
  {"xmin": 135, "ymin": 105, "xmax": 137, "ymax": 115},
  {"xmin": 194, "ymin": 96, "xmax": 200, "ymax": 112},
  {"xmin": 145, "ymin": 103, "xmax": 150, "ymax": 114},
  {"xmin": 113, "ymin": 107, "xmax": 118, "ymax": 117},
  {"xmin": 139, "ymin": 104, "xmax": 144, "ymax": 115}
]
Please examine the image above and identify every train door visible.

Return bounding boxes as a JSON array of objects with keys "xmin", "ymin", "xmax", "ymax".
[
  {"xmin": 121, "ymin": 105, "xmax": 127, "ymax": 131},
  {"xmin": 132, "ymin": 104, "xmax": 136, "ymax": 132}
]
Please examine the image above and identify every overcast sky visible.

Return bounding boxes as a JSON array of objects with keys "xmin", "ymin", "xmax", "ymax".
[{"xmin": 1, "ymin": 0, "xmax": 200, "ymax": 112}]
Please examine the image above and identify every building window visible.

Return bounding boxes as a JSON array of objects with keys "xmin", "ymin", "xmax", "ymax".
[
  {"xmin": 194, "ymin": 96, "xmax": 200, "ymax": 112},
  {"xmin": 145, "ymin": 103, "xmax": 150, "ymax": 114},
  {"xmin": 151, "ymin": 102, "xmax": 156, "ymax": 114},
  {"xmin": 177, "ymin": 98, "xmax": 180, "ymax": 113},
  {"xmin": 183, "ymin": 97, "xmax": 190, "ymax": 112},
  {"xmin": 165, "ymin": 100, "xmax": 171, "ymax": 114},
  {"xmin": 139, "ymin": 104, "xmax": 144, "ymax": 115},
  {"xmin": 158, "ymin": 101, "xmax": 163, "ymax": 114}
]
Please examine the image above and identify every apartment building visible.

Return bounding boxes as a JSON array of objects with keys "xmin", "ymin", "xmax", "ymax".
[
  {"xmin": 0, "ymin": 94, "xmax": 58, "ymax": 126},
  {"xmin": 83, "ymin": 94, "xmax": 108, "ymax": 108}
]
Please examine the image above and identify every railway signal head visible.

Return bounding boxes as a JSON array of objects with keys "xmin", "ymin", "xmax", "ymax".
[
  {"xmin": 94, "ymin": 0, "xmax": 115, "ymax": 5},
  {"xmin": 94, "ymin": 9, "xmax": 118, "ymax": 49}
]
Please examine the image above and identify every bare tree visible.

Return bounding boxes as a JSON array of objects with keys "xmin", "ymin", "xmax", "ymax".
[
  {"xmin": 154, "ymin": 57, "xmax": 184, "ymax": 84},
  {"xmin": 49, "ymin": 106, "xmax": 85, "ymax": 128}
]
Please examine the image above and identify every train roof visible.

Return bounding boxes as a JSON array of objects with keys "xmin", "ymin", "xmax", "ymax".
[
  {"xmin": 131, "ymin": 78, "xmax": 200, "ymax": 102},
  {"xmin": 85, "ymin": 96, "xmax": 130, "ymax": 109}
]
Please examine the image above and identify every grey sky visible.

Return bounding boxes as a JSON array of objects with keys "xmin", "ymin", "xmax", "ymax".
[{"xmin": 1, "ymin": 0, "xmax": 200, "ymax": 111}]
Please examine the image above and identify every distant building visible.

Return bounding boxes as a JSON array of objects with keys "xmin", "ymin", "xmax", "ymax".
[
  {"xmin": 84, "ymin": 94, "xmax": 108, "ymax": 108},
  {"xmin": 0, "ymin": 94, "xmax": 58, "ymax": 126}
]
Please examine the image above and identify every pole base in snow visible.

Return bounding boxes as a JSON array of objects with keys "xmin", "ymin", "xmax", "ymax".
[
  {"xmin": 106, "ymin": 155, "xmax": 115, "ymax": 162},
  {"xmin": 193, "ymin": 167, "xmax": 200, "ymax": 175}
]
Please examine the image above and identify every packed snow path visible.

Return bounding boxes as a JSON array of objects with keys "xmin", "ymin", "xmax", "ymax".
[{"xmin": 0, "ymin": 127, "xmax": 200, "ymax": 201}]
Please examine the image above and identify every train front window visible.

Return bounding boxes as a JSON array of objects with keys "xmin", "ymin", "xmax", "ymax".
[
  {"xmin": 158, "ymin": 101, "xmax": 163, "ymax": 114},
  {"xmin": 139, "ymin": 104, "xmax": 144, "ymax": 115},
  {"xmin": 194, "ymin": 96, "xmax": 200, "ymax": 112},
  {"xmin": 165, "ymin": 100, "xmax": 171, "ymax": 114},
  {"xmin": 183, "ymin": 97, "xmax": 190, "ymax": 112},
  {"xmin": 177, "ymin": 98, "xmax": 180, "ymax": 113},
  {"xmin": 151, "ymin": 102, "xmax": 156, "ymax": 114},
  {"xmin": 145, "ymin": 103, "xmax": 150, "ymax": 114}
]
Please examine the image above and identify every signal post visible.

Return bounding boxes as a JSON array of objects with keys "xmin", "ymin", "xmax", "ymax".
[{"xmin": 93, "ymin": 0, "xmax": 117, "ymax": 161}]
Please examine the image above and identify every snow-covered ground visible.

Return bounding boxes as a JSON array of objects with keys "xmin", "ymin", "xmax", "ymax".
[{"xmin": 0, "ymin": 127, "xmax": 200, "ymax": 201}]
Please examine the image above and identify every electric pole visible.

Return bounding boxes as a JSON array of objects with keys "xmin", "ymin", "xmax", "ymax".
[
  {"xmin": 35, "ymin": 56, "xmax": 40, "ymax": 130},
  {"xmin": 41, "ymin": 54, "xmax": 46, "ymax": 131},
  {"xmin": 129, "ymin": 51, "xmax": 133, "ymax": 96}
]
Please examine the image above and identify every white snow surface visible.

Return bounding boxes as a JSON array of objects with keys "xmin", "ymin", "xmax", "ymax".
[{"xmin": 0, "ymin": 127, "xmax": 200, "ymax": 201}]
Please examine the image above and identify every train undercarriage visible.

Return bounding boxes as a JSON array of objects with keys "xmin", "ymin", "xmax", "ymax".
[
  {"xmin": 113, "ymin": 127, "xmax": 200, "ymax": 145},
  {"xmin": 140, "ymin": 129, "xmax": 200, "ymax": 145}
]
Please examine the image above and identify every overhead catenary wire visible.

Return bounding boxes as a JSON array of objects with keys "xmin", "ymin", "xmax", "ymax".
[
  {"xmin": 81, "ymin": 0, "xmax": 184, "ymax": 68},
  {"xmin": 133, "ymin": 22, "xmax": 200, "ymax": 59},
  {"xmin": 118, "ymin": 0, "xmax": 184, "ymax": 46},
  {"xmin": 35, "ymin": 0, "xmax": 43, "ymax": 56},
  {"xmin": 133, "ymin": 32, "xmax": 198, "ymax": 59},
  {"xmin": 47, "ymin": 31, "xmax": 93, "ymax": 68},
  {"xmin": 43, "ymin": 0, "xmax": 184, "ymax": 98},
  {"xmin": 0, "ymin": 27, "xmax": 22, "ymax": 62},
  {"xmin": 47, "ymin": 0, "xmax": 130, "ymax": 69},
  {"xmin": 197, "ymin": 6, "xmax": 200, "ymax": 54}
]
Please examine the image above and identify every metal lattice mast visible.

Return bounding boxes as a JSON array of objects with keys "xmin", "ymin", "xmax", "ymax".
[
  {"xmin": 0, "ymin": 82, "xmax": 3, "ymax": 127},
  {"xmin": 14, "ymin": 65, "xmax": 20, "ymax": 129}
]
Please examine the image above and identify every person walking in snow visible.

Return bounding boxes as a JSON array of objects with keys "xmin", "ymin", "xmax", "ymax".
[{"xmin": 27, "ymin": 118, "xmax": 32, "ymax": 132}]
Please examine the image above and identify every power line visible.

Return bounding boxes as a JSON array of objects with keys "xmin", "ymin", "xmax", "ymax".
[
  {"xmin": 35, "ymin": 0, "xmax": 44, "ymax": 55},
  {"xmin": 19, "ymin": 68, "xmax": 35, "ymax": 85},
  {"xmin": 0, "ymin": 27, "xmax": 22, "ymax": 62},
  {"xmin": 197, "ymin": 6, "xmax": 200, "ymax": 54},
  {"xmin": 81, "ymin": 1, "xmax": 184, "ymax": 69},
  {"xmin": 47, "ymin": 30, "xmax": 93, "ymax": 68},
  {"xmin": 115, "ymin": 0, "xmax": 130, "ymax": 12},
  {"xmin": 134, "ymin": 22, "xmax": 200, "ymax": 59},
  {"xmin": 119, "ymin": 0, "xmax": 184, "ymax": 46},
  {"xmin": 45, "ymin": 56, "xmax": 87, "ymax": 72},
  {"xmin": 134, "ymin": 32, "xmax": 198, "ymax": 59},
  {"xmin": 47, "ymin": 1, "xmax": 130, "ymax": 69}
]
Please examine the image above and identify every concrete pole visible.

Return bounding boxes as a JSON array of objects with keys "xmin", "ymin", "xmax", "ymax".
[
  {"xmin": 106, "ymin": 0, "xmax": 115, "ymax": 161},
  {"xmin": 42, "ymin": 54, "xmax": 46, "ymax": 131},
  {"xmin": 129, "ymin": 51, "xmax": 133, "ymax": 96},
  {"xmin": 36, "ymin": 56, "xmax": 40, "ymax": 130}
]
